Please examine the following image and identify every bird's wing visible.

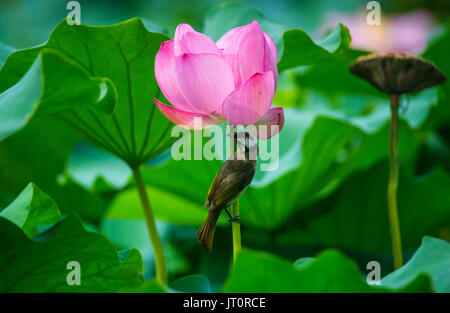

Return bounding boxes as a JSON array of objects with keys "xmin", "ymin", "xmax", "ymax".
[
  {"xmin": 205, "ymin": 162, "xmax": 229, "ymax": 208},
  {"xmin": 207, "ymin": 160, "xmax": 255, "ymax": 210}
]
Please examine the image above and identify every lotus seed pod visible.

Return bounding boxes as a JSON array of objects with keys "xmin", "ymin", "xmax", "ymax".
[{"xmin": 350, "ymin": 52, "xmax": 446, "ymax": 94}]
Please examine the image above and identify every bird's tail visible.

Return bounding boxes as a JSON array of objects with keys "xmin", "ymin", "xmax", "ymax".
[{"xmin": 196, "ymin": 211, "xmax": 220, "ymax": 252}]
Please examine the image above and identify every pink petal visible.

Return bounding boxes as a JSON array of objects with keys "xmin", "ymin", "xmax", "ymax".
[
  {"xmin": 216, "ymin": 26, "xmax": 244, "ymax": 57},
  {"xmin": 264, "ymin": 35, "xmax": 278, "ymax": 88},
  {"xmin": 217, "ymin": 22, "xmax": 264, "ymax": 86},
  {"xmin": 222, "ymin": 71, "xmax": 274, "ymax": 125},
  {"xmin": 174, "ymin": 53, "xmax": 235, "ymax": 116},
  {"xmin": 264, "ymin": 32, "xmax": 277, "ymax": 61},
  {"xmin": 155, "ymin": 40, "xmax": 194, "ymax": 112},
  {"xmin": 217, "ymin": 20, "xmax": 278, "ymax": 88},
  {"xmin": 174, "ymin": 24, "xmax": 221, "ymax": 56},
  {"xmin": 154, "ymin": 99, "xmax": 224, "ymax": 130},
  {"xmin": 236, "ymin": 21, "xmax": 266, "ymax": 86},
  {"xmin": 247, "ymin": 107, "xmax": 285, "ymax": 140},
  {"xmin": 215, "ymin": 27, "xmax": 244, "ymax": 86}
]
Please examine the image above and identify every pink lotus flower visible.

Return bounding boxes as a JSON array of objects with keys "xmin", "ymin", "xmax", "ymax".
[{"xmin": 153, "ymin": 21, "xmax": 284, "ymax": 140}]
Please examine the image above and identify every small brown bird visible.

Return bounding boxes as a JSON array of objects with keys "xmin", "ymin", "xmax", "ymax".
[{"xmin": 197, "ymin": 132, "xmax": 257, "ymax": 251}]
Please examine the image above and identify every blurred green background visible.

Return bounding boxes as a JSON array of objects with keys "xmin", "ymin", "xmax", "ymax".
[
  {"xmin": 1, "ymin": 0, "xmax": 449, "ymax": 48},
  {"xmin": 0, "ymin": 0, "xmax": 449, "ymax": 292}
]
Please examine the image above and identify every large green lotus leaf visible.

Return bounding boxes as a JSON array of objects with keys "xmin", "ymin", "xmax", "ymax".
[
  {"xmin": 401, "ymin": 88, "xmax": 440, "ymax": 128},
  {"xmin": 275, "ymin": 161, "xmax": 450, "ymax": 253},
  {"xmin": 0, "ymin": 183, "xmax": 61, "ymax": 237},
  {"xmin": 421, "ymin": 29, "xmax": 450, "ymax": 174},
  {"xmin": 65, "ymin": 141, "xmax": 131, "ymax": 192},
  {"xmin": 169, "ymin": 274, "xmax": 212, "ymax": 293},
  {"xmin": 0, "ymin": 215, "xmax": 144, "ymax": 292},
  {"xmin": 223, "ymin": 249, "xmax": 433, "ymax": 292},
  {"xmin": 0, "ymin": 43, "xmax": 14, "ymax": 64},
  {"xmin": 423, "ymin": 28, "xmax": 450, "ymax": 128},
  {"xmin": 290, "ymin": 57, "xmax": 383, "ymax": 97},
  {"xmin": 143, "ymin": 159, "xmax": 220, "ymax": 208},
  {"xmin": 100, "ymin": 218, "xmax": 192, "ymax": 280},
  {"xmin": 0, "ymin": 116, "xmax": 109, "ymax": 223},
  {"xmin": 56, "ymin": 177, "xmax": 112, "ymax": 223},
  {"xmin": 0, "ymin": 44, "xmax": 41, "ymax": 92},
  {"xmin": 382, "ymin": 237, "xmax": 450, "ymax": 293},
  {"xmin": 0, "ymin": 49, "xmax": 114, "ymax": 141},
  {"xmin": 132, "ymin": 279, "xmax": 168, "ymax": 293},
  {"xmin": 64, "ymin": 139, "xmax": 171, "ymax": 195},
  {"xmin": 277, "ymin": 23, "xmax": 352, "ymax": 72},
  {"xmin": 0, "ymin": 18, "xmax": 176, "ymax": 165}
]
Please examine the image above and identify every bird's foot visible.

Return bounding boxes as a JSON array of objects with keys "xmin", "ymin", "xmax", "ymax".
[{"xmin": 229, "ymin": 215, "xmax": 240, "ymax": 224}]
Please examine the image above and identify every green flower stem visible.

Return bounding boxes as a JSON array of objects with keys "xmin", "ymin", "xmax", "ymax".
[
  {"xmin": 132, "ymin": 166, "xmax": 168, "ymax": 285},
  {"xmin": 388, "ymin": 94, "xmax": 403, "ymax": 270},
  {"xmin": 231, "ymin": 200, "xmax": 241, "ymax": 262}
]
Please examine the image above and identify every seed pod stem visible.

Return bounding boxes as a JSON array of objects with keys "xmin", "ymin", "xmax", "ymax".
[
  {"xmin": 349, "ymin": 51, "xmax": 447, "ymax": 269},
  {"xmin": 388, "ymin": 94, "xmax": 403, "ymax": 270}
]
